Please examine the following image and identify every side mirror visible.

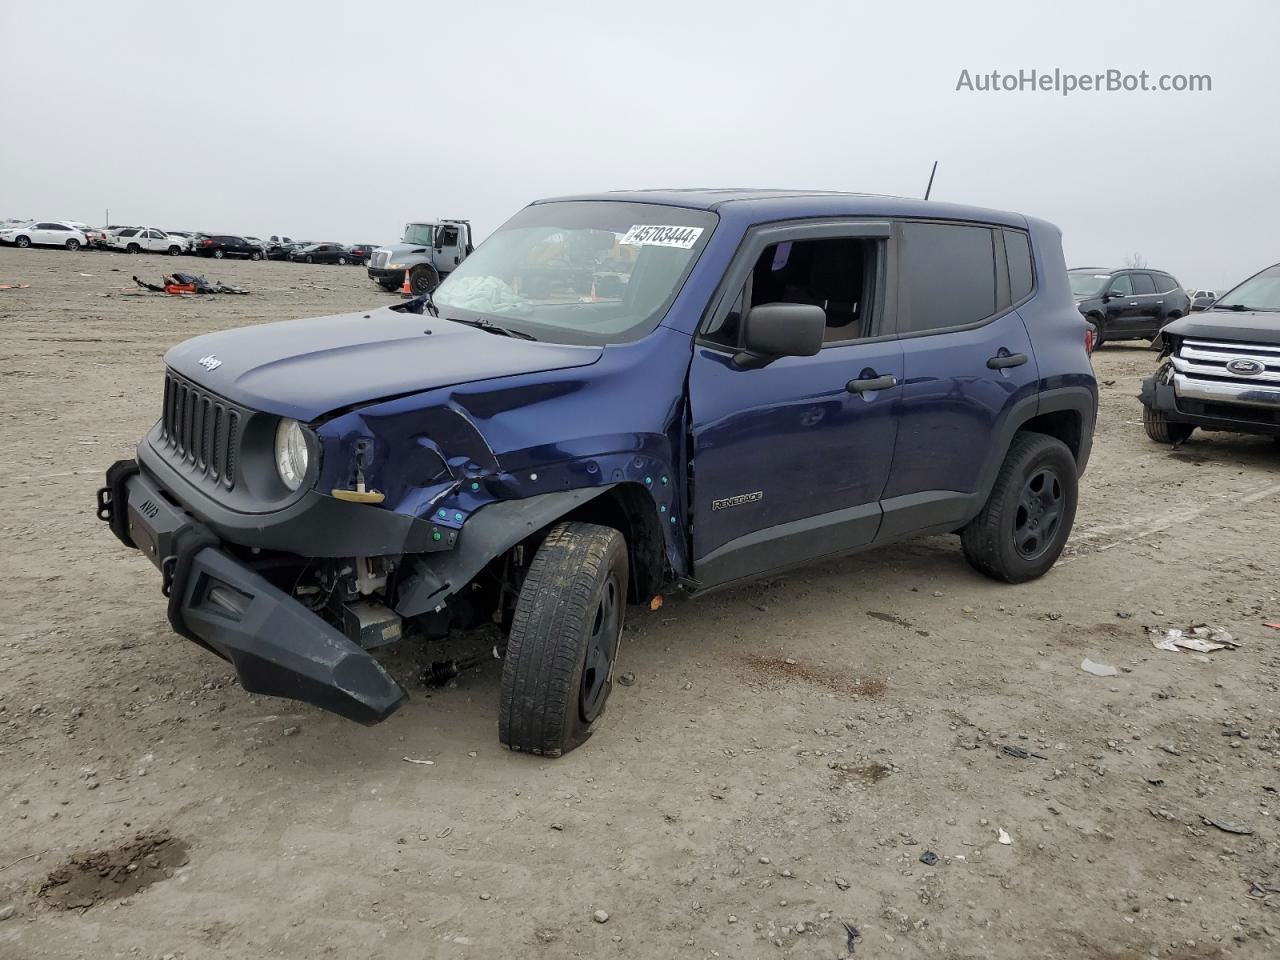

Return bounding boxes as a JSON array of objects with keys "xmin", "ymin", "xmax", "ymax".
[{"xmin": 734, "ymin": 303, "xmax": 826, "ymax": 368}]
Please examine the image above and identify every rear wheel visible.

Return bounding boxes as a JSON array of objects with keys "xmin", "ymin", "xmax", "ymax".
[
  {"xmin": 167, "ymin": 245, "xmax": 181, "ymax": 256},
  {"xmin": 213, "ymin": 249, "xmax": 225, "ymax": 259},
  {"xmin": 126, "ymin": 243, "xmax": 141, "ymax": 254},
  {"xmin": 499, "ymin": 522, "xmax": 628, "ymax": 758},
  {"xmin": 1142, "ymin": 403, "xmax": 1194, "ymax": 444},
  {"xmin": 65, "ymin": 239, "xmax": 80, "ymax": 251},
  {"xmin": 961, "ymin": 433, "xmax": 1078, "ymax": 583},
  {"xmin": 305, "ymin": 254, "xmax": 314, "ymax": 263},
  {"xmin": 250, "ymin": 250, "xmax": 262, "ymax": 261}
]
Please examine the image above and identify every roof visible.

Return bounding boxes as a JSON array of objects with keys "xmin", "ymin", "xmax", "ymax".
[{"xmin": 534, "ymin": 188, "xmax": 1029, "ymax": 228}]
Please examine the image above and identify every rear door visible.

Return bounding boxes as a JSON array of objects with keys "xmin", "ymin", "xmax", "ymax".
[
  {"xmin": 688, "ymin": 219, "xmax": 902, "ymax": 587},
  {"xmin": 1128, "ymin": 272, "xmax": 1161, "ymax": 334},
  {"xmin": 876, "ymin": 221, "xmax": 1040, "ymax": 540}
]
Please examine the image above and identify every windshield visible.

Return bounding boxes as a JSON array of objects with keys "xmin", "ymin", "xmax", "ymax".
[
  {"xmin": 1069, "ymin": 271, "xmax": 1112, "ymax": 297},
  {"xmin": 432, "ymin": 201, "xmax": 716, "ymax": 345},
  {"xmin": 1214, "ymin": 264, "xmax": 1280, "ymax": 312},
  {"xmin": 402, "ymin": 224, "xmax": 435, "ymax": 245}
]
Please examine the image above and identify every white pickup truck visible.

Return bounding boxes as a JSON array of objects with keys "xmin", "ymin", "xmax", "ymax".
[{"xmin": 107, "ymin": 227, "xmax": 187, "ymax": 256}]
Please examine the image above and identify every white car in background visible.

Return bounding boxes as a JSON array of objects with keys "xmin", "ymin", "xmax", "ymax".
[
  {"xmin": 0, "ymin": 221, "xmax": 89, "ymax": 250},
  {"xmin": 106, "ymin": 227, "xmax": 188, "ymax": 256}
]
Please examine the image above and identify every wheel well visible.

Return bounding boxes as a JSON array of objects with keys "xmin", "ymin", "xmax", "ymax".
[
  {"xmin": 563, "ymin": 483, "xmax": 665, "ymax": 602},
  {"xmin": 1018, "ymin": 410, "xmax": 1082, "ymax": 462}
]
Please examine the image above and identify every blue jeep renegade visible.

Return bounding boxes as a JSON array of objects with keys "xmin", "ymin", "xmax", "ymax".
[{"xmin": 98, "ymin": 189, "xmax": 1097, "ymax": 756}]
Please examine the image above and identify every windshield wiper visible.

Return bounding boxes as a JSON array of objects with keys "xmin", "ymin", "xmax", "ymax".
[
  {"xmin": 445, "ymin": 315, "xmax": 537, "ymax": 340},
  {"xmin": 1213, "ymin": 303, "xmax": 1251, "ymax": 311}
]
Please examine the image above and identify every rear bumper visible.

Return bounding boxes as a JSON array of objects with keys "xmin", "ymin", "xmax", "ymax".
[
  {"xmin": 97, "ymin": 461, "xmax": 407, "ymax": 724},
  {"xmin": 1141, "ymin": 373, "xmax": 1280, "ymax": 437}
]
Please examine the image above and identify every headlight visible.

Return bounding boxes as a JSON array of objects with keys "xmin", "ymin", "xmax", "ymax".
[
  {"xmin": 274, "ymin": 418, "xmax": 310, "ymax": 491},
  {"xmin": 388, "ymin": 263, "xmax": 404, "ymax": 269}
]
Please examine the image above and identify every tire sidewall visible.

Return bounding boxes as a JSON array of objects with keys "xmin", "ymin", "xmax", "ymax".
[{"xmin": 994, "ymin": 439, "xmax": 1078, "ymax": 580}]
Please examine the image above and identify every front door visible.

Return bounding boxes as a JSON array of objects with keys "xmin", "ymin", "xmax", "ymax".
[{"xmin": 687, "ymin": 220, "xmax": 901, "ymax": 588}]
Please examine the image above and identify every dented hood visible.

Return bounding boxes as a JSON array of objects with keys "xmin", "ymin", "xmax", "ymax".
[
  {"xmin": 165, "ymin": 305, "xmax": 603, "ymax": 421},
  {"xmin": 1154, "ymin": 310, "xmax": 1280, "ymax": 349}
]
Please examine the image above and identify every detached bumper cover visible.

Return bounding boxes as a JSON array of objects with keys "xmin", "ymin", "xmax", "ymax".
[{"xmin": 98, "ymin": 462, "xmax": 406, "ymax": 724}]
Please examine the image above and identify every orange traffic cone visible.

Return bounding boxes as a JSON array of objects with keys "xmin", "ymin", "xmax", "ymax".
[{"xmin": 401, "ymin": 269, "xmax": 412, "ymax": 295}]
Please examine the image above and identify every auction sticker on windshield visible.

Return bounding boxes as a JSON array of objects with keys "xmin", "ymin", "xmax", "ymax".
[{"xmin": 619, "ymin": 225, "xmax": 704, "ymax": 249}]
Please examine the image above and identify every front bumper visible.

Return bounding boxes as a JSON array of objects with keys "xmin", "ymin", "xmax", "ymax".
[
  {"xmin": 97, "ymin": 460, "xmax": 407, "ymax": 724},
  {"xmin": 368, "ymin": 266, "xmax": 406, "ymax": 283},
  {"xmin": 1141, "ymin": 372, "xmax": 1280, "ymax": 437}
]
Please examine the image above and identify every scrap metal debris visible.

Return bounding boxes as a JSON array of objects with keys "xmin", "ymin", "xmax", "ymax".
[
  {"xmin": 1201, "ymin": 815, "xmax": 1254, "ymax": 835},
  {"xmin": 919, "ymin": 851, "xmax": 939, "ymax": 866},
  {"xmin": 0, "ymin": 283, "xmax": 31, "ymax": 290},
  {"xmin": 841, "ymin": 920, "xmax": 860, "ymax": 953},
  {"xmin": 998, "ymin": 743, "xmax": 1048, "ymax": 760},
  {"xmin": 401, "ymin": 757, "xmax": 435, "ymax": 766}
]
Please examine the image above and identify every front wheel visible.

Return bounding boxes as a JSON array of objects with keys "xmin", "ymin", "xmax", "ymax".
[
  {"xmin": 961, "ymin": 433, "xmax": 1079, "ymax": 584},
  {"xmin": 410, "ymin": 265, "xmax": 440, "ymax": 295},
  {"xmin": 65, "ymin": 239, "xmax": 80, "ymax": 251},
  {"xmin": 1142, "ymin": 403, "xmax": 1194, "ymax": 445},
  {"xmin": 167, "ymin": 246, "xmax": 181, "ymax": 256},
  {"xmin": 1088, "ymin": 315, "xmax": 1106, "ymax": 348},
  {"xmin": 499, "ymin": 522, "xmax": 629, "ymax": 758},
  {"xmin": 305, "ymin": 255, "xmax": 314, "ymax": 263},
  {"xmin": 250, "ymin": 251, "xmax": 262, "ymax": 261},
  {"xmin": 15, "ymin": 235, "xmax": 30, "ymax": 248},
  {"xmin": 337, "ymin": 256, "xmax": 347, "ymax": 265}
]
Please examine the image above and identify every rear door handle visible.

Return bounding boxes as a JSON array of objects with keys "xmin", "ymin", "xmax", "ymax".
[
  {"xmin": 846, "ymin": 374, "xmax": 897, "ymax": 393},
  {"xmin": 987, "ymin": 352, "xmax": 1028, "ymax": 370}
]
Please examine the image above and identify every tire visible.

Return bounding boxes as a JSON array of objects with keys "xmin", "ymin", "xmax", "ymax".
[
  {"xmin": 167, "ymin": 246, "xmax": 181, "ymax": 256},
  {"xmin": 410, "ymin": 265, "xmax": 440, "ymax": 295},
  {"xmin": 15, "ymin": 235, "xmax": 30, "ymax": 248},
  {"xmin": 1142, "ymin": 402, "xmax": 1194, "ymax": 445},
  {"xmin": 250, "ymin": 251, "xmax": 262, "ymax": 261},
  {"xmin": 214, "ymin": 249, "xmax": 225, "ymax": 259},
  {"xmin": 126, "ymin": 243, "xmax": 141, "ymax": 254},
  {"xmin": 499, "ymin": 521, "xmax": 629, "ymax": 758},
  {"xmin": 1088, "ymin": 314, "xmax": 1106, "ymax": 348},
  {"xmin": 305, "ymin": 255, "xmax": 314, "ymax": 263},
  {"xmin": 337, "ymin": 256, "xmax": 347, "ymax": 265},
  {"xmin": 961, "ymin": 433, "xmax": 1079, "ymax": 584},
  {"xmin": 65, "ymin": 239, "xmax": 80, "ymax": 251}
]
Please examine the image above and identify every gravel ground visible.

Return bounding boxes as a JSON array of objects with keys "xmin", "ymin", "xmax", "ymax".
[{"xmin": 1, "ymin": 247, "xmax": 1278, "ymax": 959}]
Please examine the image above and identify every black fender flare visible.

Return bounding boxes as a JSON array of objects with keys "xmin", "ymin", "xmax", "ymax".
[{"xmin": 394, "ymin": 485, "xmax": 615, "ymax": 618}]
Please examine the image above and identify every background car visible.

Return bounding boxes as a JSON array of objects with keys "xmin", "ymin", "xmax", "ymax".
[
  {"xmin": 1189, "ymin": 288, "xmax": 1217, "ymax": 311},
  {"xmin": 267, "ymin": 240, "xmax": 302, "ymax": 260},
  {"xmin": 1069, "ymin": 267, "xmax": 1191, "ymax": 346},
  {"xmin": 106, "ymin": 227, "xmax": 188, "ymax": 256},
  {"xmin": 347, "ymin": 243, "xmax": 378, "ymax": 265},
  {"xmin": 194, "ymin": 235, "xmax": 264, "ymax": 259},
  {"xmin": 288, "ymin": 242, "xmax": 352, "ymax": 264},
  {"xmin": 0, "ymin": 221, "xmax": 88, "ymax": 250}
]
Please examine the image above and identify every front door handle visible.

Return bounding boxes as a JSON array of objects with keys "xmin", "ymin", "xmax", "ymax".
[
  {"xmin": 987, "ymin": 352, "xmax": 1028, "ymax": 370},
  {"xmin": 846, "ymin": 374, "xmax": 897, "ymax": 393}
]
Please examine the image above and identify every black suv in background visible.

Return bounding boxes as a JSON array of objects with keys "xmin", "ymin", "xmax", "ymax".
[
  {"xmin": 195, "ymin": 235, "xmax": 264, "ymax": 260},
  {"xmin": 1070, "ymin": 267, "xmax": 1191, "ymax": 346}
]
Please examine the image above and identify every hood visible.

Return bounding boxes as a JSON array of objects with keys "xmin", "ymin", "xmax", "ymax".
[
  {"xmin": 1155, "ymin": 310, "xmax": 1280, "ymax": 348},
  {"xmin": 166, "ymin": 305, "xmax": 603, "ymax": 421},
  {"xmin": 375, "ymin": 243, "xmax": 430, "ymax": 260}
]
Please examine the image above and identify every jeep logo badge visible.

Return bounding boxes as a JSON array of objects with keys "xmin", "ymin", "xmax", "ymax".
[
  {"xmin": 1226, "ymin": 358, "xmax": 1264, "ymax": 376},
  {"xmin": 199, "ymin": 354, "xmax": 222, "ymax": 371}
]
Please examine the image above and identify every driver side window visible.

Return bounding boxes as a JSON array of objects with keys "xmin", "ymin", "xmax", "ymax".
[
  {"xmin": 703, "ymin": 237, "xmax": 879, "ymax": 348},
  {"xmin": 1109, "ymin": 274, "xmax": 1134, "ymax": 296}
]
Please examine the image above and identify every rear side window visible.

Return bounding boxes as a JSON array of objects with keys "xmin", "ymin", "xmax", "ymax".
[
  {"xmin": 898, "ymin": 222, "xmax": 996, "ymax": 334},
  {"xmin": 1131, "ymin": 273, "xmax": 1156, "ymax": 294},
  {"xmin": 1156, "ymin": 273, "xmax": 1180, "ymax": 292},
  {"xmin": 1003, "ymin": 229, "xmax": 1034, "ymax": 303}
]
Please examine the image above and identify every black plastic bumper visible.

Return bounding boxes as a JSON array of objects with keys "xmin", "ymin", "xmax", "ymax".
[
  {"xmin": 97, "ymin": 461, "xmax": 407, "ymax": 724},
  {"xmin": 1141, "ymin": 375, "xmax": 1280, "ymax": 437},
  {"xmin": 368, "ymin": 266, "xmax": 404, "ymax": 283}
]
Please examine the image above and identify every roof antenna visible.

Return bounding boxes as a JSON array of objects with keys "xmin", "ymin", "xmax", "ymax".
[{"xmin": 923, "ymin": 161, "xmax": 938, "ymax": 200}]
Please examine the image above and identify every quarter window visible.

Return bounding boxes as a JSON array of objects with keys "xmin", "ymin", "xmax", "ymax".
[
  {"xmin": 898, "ymin": 222, "xmax": 997, "ymax": 333},
  {"xmin": 1003, "ymin": 229, "xmax": 1034, "ymax": 303}
]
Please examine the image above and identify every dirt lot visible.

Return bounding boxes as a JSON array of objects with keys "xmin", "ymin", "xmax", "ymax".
[{"xmin": 1, "ymin": 247, "xmax": 1278, "ymax": 959}]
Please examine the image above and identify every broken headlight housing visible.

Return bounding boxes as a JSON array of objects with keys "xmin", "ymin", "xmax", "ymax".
[{"xmin": 275, "ymin": 418, "xmax": 310, "ymax": 491}]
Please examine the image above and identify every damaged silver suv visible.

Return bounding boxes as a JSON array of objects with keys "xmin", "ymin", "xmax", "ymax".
[{"xmin": 1141, "ymin": 262, "xmax": 1280, "ymax": 444}]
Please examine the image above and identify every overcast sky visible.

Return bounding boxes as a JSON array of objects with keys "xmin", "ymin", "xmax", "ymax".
[{"xmin": 2, "ymin": 0, "xmax": 1274, "ymax": 288}]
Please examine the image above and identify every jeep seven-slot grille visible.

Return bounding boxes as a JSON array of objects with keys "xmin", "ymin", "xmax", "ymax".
[{"xmin": 160, "ymin": 372, "xmax": 241, "ymax": 490}]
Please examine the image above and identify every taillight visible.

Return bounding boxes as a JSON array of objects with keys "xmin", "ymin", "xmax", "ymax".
[
  {"xmin": 1085, "ymin": 327, "xmax": 1095, "ymax": 355},
  {"xmin": 202, "ymin": 238, "xmax": 212, "ymax": 245}
]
